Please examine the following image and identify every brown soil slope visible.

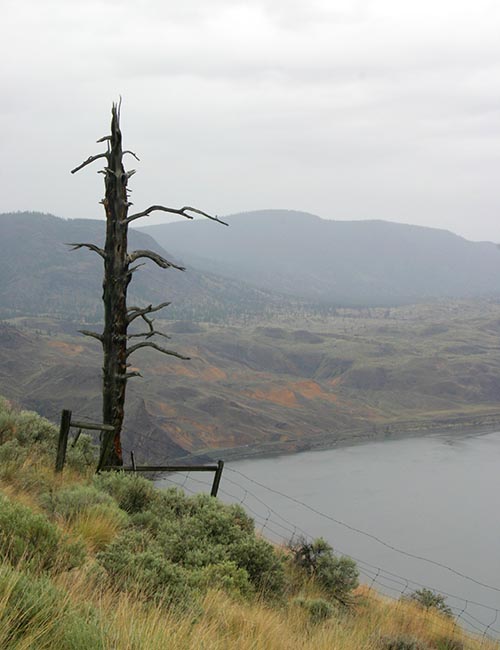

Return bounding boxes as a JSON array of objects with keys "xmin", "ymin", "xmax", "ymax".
[{"xmin": 2, "ymin": 300, "xmax": 500, "ymax": 462}]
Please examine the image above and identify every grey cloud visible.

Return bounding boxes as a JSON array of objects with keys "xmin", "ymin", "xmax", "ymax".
[{"xmin": 0, "ymin": 0, "xmax": 499, "ymax": 242}]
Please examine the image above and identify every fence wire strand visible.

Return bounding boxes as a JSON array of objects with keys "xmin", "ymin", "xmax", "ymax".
[
  {"xmin": 157, "ymin": 465, "xmax": 500, "ymax": 643},
  {"xmin": 226, "ymin": 467, "xmax": 500, "ymax": 596}
]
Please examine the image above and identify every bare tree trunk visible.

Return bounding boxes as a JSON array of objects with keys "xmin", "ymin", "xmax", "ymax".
[
  {"xmin": 70, "ymin": 102, "xmax": 227, "ymax": 469},
  {"xmin": 101, "ymin": 107, "xmax": 130, "ymax": 466}
]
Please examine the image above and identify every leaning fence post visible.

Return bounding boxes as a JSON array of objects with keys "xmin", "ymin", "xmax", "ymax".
[
  {"xmin": 210, "ymin": 460, "xmax": 224, "ymax": 497},
  {"xmin": 96, "ymin": 429, "xmax": 114, "ymax": 473},
  {"xmin": 55, "ymin": 409, "xmax": 72, "ymax": 473}
]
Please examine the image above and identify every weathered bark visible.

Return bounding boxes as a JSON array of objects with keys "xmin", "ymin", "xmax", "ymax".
[
  {"xmin": 100, "ymin": 105, "xmax": 130, "ymax": 466},
  {"xmin": 71, "ymin": 104, "xmax": 133, "ymax": 466},
  {"xmin": 70, "ymin": 103, "xmax": 224, "ymax": 468}
]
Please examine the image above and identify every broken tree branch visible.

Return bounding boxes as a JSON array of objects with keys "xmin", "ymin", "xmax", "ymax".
[
  {"xmin": 128, "ymin": 250, "xmax": 185, "ymax": 271},
  {"xmin": 141, "ymin": 313, "xmax": 154, "ymax": 331},
  {"xmin": 127, "ymin": 302, "xmax": 171, "ymax": 324},
  {"xmin": 67, "ymin": 243, "xmax": 106, "ymax": 259},
  {"xmin": 128, "ymin": 263, "xmax": 146, "ymax": 274},
  {"xmin": 127, "ymin": 330, "xmax": 171, "ymax": 340},
  {"xmin": 79, "ymin": 330, "xmax": 104, "ymax": 342},
  {"xmin": 126, "ymin": 341, "xmax": 190, "ymax": 360},
  {"xmin": 116, "ymin": 371, "xmax": 143, "ymax": 379},
  {"xmin": 127, "ymin": 312, "xmax": 171, "ymax": 340},
  {"xmin": 71, "ymin": 153, "xmax": 108, "ymax": 174},
  {"xmin": 126, "ymin": 204, "xmax": 228, "ymax": 226},
  {"xmin": 123, "ymin": 150, "xmax": 140, "ymax": 161}
]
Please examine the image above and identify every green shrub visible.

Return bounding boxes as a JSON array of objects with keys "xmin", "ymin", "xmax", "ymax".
[
  {"xmin": 380, "ymin": 635, "xmax": 430, "ymax": 650},
  {"xmin": 0, "ymin": 400, "xmax": 21, "ymax": 446},
  {"xmin": 152, "ymin": 486, "xmax": 193, "ymax": 519},
  {"xmin": 405, "ymin": 588, "xmax": 453, "ymax": 618},
  {"xmin": 289, "ymin": 537, "xmax": 358, "ymax": 603},
  {"xmin": 0, "ymin": 407, "xmax": 58, "ymax": 448},
  {"xmin": 0, "ymin": 399, "xmax": 58, "ymax": 464},
  {"xmin": 189, "ymin": 494, "xmax": 255, "ymax": 546},
  {"xmin": 0, "ymin": 440, "xmax": 29, "ymax": 482},
  {"xmin": 228, "ymin": 536, "xmax": 285, "ymax": 598},
  {"xmin": 193, "ymin": 561, "xmax": 253, "ymax": 597},
  {"xmin": 0, "ymin": 395, "xmax": 10, "ymax": 412},
  {"xmin": 99, "ymin": 488, "xmax": 286, "ymax": 601},
  {"xmin": 153, "ymin": 492, "xmax": 285, "ymax": 598},
  {"xmin": 40, "ymin": 485, "xmax": 117, "ymax": 522},
  {"xmin": 129, "ymin": 509, "xmax": 162, "ymax": 532},
  {"xmin": 65, "ymin": 433, "xmax": 99, "ymax": 469},
  {"xmin": 314, "ymin": 553, "xmax": 358, "ymax": 603},
  {"xmin": 148, "ymin": 489, "xmax": 253, "ymax": 535},
  {"xmin": 0, "ymin": 438, "xmax": 27, "ymax": 463},
  {"xmin": 97, "ymin": 529, "xmax": 194, "ymax": 609},
  {"xmin": 0, "ymin": 399, "xmax": 97, "ymax": 471},
  {"xmin": 0, "ymin": 492, "xmax": 85, "ymax": 572},
  {"xmin": 155, "ymin": 494, "xmax": 253, "ymax": 565},
  {"xmin": 0, "ymin": 564, "xmax": 103, "ymax": 649},
  {"xmin": 293, "ymin": 597, "xmax": 334, "ymax": 624},
  {"xmin": 227, "ymin": 503, "xmax": 255, "ymax": 534},
  {"xmin": 94, "ymin": 472, "xmax": 155, "ymax": 513}
]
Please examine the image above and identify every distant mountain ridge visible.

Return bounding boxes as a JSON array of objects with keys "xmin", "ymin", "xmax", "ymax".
[
  {"xmin": 3, "ymin": 210, "xmax": 500, "ymax": 321},
  {"xmin": 141, "ymin": 210, "xmax": 500, "ymax": 305},
  {"xmin": 0, "ymin": 212, "xmax": 294, "ymax": 321}
]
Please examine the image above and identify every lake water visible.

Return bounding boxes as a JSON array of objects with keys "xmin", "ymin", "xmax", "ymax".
[{"xmin": 156, "ymin": 431, "xmax": 500, "ymax": 638}]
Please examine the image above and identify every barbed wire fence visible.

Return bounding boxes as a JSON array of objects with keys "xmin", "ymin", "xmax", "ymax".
[{"xmin": 158, "ymin": 466, "xmax": 500, "ymax": 647}]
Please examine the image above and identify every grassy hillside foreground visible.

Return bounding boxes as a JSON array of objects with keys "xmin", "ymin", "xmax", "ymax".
[{"xmin": 0, "ymin": 397, "xmax": 496, "ymax": 650}]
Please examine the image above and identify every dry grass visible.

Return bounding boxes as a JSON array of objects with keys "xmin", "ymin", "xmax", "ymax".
[
  {"xmin": 1, "ymin": 451, "xmax": 90, "ymax": 496},
  {"xmin": 45, "ymin": 573, "xmax": 498, "ymax": 650},
  {"xmin": 69, "ymin": 505, "xmax": 127, "ymax": 552},
  {"xmin": 2, "ymin": 538, "xmax": 498, "ymax": 650}
]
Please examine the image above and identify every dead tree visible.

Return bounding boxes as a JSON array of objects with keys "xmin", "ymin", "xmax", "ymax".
[{"xmin": 70, "ymin": 102, "xmax": 227, "ymax": 467}]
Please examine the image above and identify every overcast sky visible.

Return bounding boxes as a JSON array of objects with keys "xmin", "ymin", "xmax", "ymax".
[{"xmin": 1, "ymin": 0, "xmax": 499, "ymax": 241}]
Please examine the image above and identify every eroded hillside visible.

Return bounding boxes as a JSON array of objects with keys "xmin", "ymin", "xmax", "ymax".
[{"xmin": 2, "ymin": 299, "xmax": 500, "ymax": 462}]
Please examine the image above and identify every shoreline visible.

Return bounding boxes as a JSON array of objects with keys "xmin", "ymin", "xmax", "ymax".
[{"xmin": 200, "ymin": 413, "xmax": 500, "ymax": 463}]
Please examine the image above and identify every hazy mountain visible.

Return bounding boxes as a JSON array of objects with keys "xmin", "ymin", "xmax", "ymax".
[
  {"xmin": 0, "ymin": 212, "xmax": 295, "ymax": 321},
  {"xmin": 141, "ymin": 210, "xmax": 500, "ymax": 305}
]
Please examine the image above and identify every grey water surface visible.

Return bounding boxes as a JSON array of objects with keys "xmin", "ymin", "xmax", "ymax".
[{"xmin": 157, "ymin": 431, "xmax": 500, "ymax": 637}]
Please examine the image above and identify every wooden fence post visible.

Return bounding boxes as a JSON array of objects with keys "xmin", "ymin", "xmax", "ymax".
[
  {"xmin": 96, "ymin": 430, "xmax": 115, "ymax": 473},
  {"xmin": 55, "ymin": 409, "xmax": 72, "ymax": 473},
  {"xmin": 210, "ymin": 460, "xmax": 224, "ymax": 497}
]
